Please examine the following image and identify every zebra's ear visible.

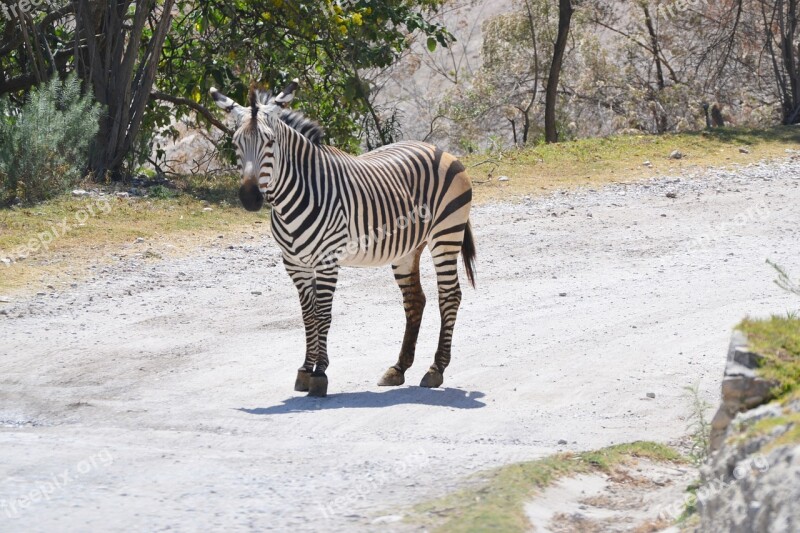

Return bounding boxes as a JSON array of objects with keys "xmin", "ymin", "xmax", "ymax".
[
  {"xmin": 274, "ymin": 79, "xmax": 299, "ymax": 108},
  {"xmin": 210, "ymin": 88, "xmax": 246, "ymax": 116}
]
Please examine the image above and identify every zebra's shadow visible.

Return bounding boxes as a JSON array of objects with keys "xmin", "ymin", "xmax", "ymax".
[{"xmin": 238, "ymin": 387, "xmax": 486, "ymax": 415}]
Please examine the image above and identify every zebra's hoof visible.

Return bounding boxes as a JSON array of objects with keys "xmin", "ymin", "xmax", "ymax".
[
  {"xmin": 308, "ymin": 373, "xmax": 328, "ymax": 397},
  {"xmin": 294, "ymin": 369, "xmax": 311, "ymax": 392},
  {"xmin": 420, "ymin": 368, "xmax": 444, "ymax": 388},
  {"xmin": 377, "ymin": 366, "xmax": 405, "ymax": 386}
]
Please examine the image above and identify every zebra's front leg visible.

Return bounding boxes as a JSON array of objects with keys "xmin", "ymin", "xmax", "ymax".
[
  {"xmin": 421, "ymin": 247, "xmax": 463, "ymax": 388},
  {"xmin": 379, "ymin": 245, "xmax": 426, "ymax": 386},
  {"xmin": 285, "ymin": 262, "xmax": 318, "ymax": 393},
  {"xmin": 308, "ymin": 264, "xmax": 339, "ymax": 397}
]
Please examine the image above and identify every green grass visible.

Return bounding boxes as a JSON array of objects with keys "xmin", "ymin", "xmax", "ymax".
[
  {"xmin": 1, "ymin": 126, "xmax": 797, "ymax": 294},
  {"xmin": 0, "ymin": 188, "xmax": 269, "ymax": 294},
  {"xmin": 738, "ymin": 315, "xmax": 800, "ymax": 399},
  {"xmin": 732, "ymin": 399, "xmax": 800, "ymax": 451},
  {"xmin": 409, "ymin": 441, "xmax": 683, "ymax": 532},
  {"xmin": 463, "ymin": 126, "xmax": 800, "ymax": 202}
]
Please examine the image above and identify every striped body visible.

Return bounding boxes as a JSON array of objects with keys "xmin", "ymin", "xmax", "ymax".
[
  {"xmin": 267, "ymin": 139, "xmax": 470, "ymax": 269},
  {"xmin": 212, "ymin": 83, "xmax": 475, "ymax": 396}
]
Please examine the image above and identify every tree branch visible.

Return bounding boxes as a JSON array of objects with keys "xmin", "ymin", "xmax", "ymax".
[{"xmin": 150, "ymin": 91, "xmax": 232, "ymax": 135}]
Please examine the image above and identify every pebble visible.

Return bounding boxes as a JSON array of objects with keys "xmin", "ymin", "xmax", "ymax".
[
  {"xmin": 558, "ymin": 439, "xmax": 568, "ymax": 445},
  {"xmin": 669, "ymin": 150, "xmax": 684, "ymax": 160},
  {"xmin": 72, "ymin": 189, "xmax": 89, "ymax": 197},
  {"xmin": 666, "ymin": 192, "xmax": 678, "ymax": 199},
  {"xmin": 739, "ymin": 147, "xmax": 750, "ymax": 154},
  {"xmin": 497, "ymin": 176, "xmax": 510, "ymax": 182},
  {"xmin": 646, "ymin": 392, "xmax": 656, "ymax": 399}
]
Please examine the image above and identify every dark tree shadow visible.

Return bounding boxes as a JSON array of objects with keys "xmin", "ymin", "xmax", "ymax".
[{"xmin": 238, "ymin": 387, "xmax": 486, "ymax": 415}]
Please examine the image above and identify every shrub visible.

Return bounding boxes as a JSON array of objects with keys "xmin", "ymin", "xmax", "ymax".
[{"xmin": 0, "ymin": 74, "xmax": 102, "ymax": 206}]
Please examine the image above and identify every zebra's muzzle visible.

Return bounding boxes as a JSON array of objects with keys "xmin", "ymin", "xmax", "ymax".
[{"xmin": 239, "ymin": 181, "xmax": 264, "ymax": 212}]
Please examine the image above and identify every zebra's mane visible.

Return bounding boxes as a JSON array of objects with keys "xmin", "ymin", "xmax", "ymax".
[
  {"xmin": 251, "ymin": 88, "xmax": 324, "ymax": 145},
  {"xmin": 279, "ymin": 109, "xmax": 324, "ymax": 145}
]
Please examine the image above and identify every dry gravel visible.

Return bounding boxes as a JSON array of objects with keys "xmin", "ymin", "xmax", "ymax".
[{"xmin": 1, "ymin": 159, "xmax": 799, "ymax": 531}]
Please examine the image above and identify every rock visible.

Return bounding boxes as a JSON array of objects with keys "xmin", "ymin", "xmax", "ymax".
[
  {"xmin": 696, "ymin": 329, "xmax": 800, "ymax": 531},
  {"xmin": 203, "ymin": 207, "xmax": 213, "ymax": 212},
  {"xmin": 558, "ymin": 292, "xmax": 567, "ymax": 297},
  {"xmin": 709, "ymin": 331, "xmax": 779, "ymax": 451},
  {"xmin": 497, "ymin": 176, "xmax": 510, "ymax": 182},
  {"xmin": 666, "ymin": 192, "xmax": 678, "ymax": 199},
  {"xmin": 643, "ymin": 161, "xmax": 653, "ymax": 167},
  {"xmin": 669, "ymin": 150, "xmax": 684, "ymax": 160},
  {"xmin": 371, "ymin": 515, "xmax": 403, "ymax": 524},
  {"xmin": 251, "ymin": 291, "xmax": 262, "ymax": 296},
  {"xmin": 646, "ymin": 392, "xmax": 656, "ymax": 399},
  {"xmin": 739, "ymin": 147, "xmax": 751, "ymax": 154},
  {"xmin": 135, "ymin": 237, "xmax": 145, "ymax": 244},
  {"xmin": 72, "ymin": 189, "xmax": 89, "ymax": 197},
  {"xmin": 115, "ymin": 191, "xmax": 130, "ymax": 198},
  {"xmin": 558, "ymin": 439, "xmax": 568, "ymax": 445},
  {"xmin": 0, "ymin": 257, "xmax": 11, "ymax": 266}
]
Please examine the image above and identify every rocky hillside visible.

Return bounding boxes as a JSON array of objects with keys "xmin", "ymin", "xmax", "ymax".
[{"xmin": 693, "ymin": 319, "xmax": 800, "ymax": 531}]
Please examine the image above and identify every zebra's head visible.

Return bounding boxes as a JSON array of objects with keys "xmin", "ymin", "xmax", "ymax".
[{"xmin": 209, "ymin": 80, "xmax": 299, "ymax": 212}]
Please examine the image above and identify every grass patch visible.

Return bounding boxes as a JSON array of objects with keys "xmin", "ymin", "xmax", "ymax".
[
  {"xmin": 462, "ymin": 126, "xmax": 800, "ymax": 202},
  {"xmin": 738, "ymin": 315, "xmax": 800, "ymax": 399},
  {"xmin": 734, "ymin": 409, "xmax": 800, "ymax": 451},
  {"xmin": 1, "ymin": 126, "xmax": 796, "ymax": 294},
  {"xmin": 409, "ymin": 441, "xmax": 683, "ymax": 532},
  {"xmin": 0, "ymin": 192, "xmax": 269, "ymax": 294}
]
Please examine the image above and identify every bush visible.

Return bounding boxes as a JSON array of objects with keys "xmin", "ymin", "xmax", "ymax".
[{"xmin": 0, "ymin": 74, "xmax": 102, "ymax": 206}]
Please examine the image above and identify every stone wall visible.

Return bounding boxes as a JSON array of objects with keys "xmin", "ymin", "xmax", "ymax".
[{"xmin": 696, "ymin": 331, "xmax": 800, "ymax": 532}]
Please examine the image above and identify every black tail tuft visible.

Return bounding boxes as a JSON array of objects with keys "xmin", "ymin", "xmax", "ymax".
[{"xmin": 461, "ymin": 220, "xmax": 477, "ymax": 289}]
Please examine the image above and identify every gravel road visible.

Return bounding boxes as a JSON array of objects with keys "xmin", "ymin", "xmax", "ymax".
[{"xmin": 1, "ymin": 159, "xmax": 798, "ymax": 531}]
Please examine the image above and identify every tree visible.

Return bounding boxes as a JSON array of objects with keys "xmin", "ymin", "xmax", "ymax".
[
  {"xmin": 0, "ymin": 0, "xmax": 452, "ymax": 182},
  {"xmin": 545, "ymin": 0, "xmax": 574, "ymax": 142},
  {"xmin": 75, "ymin": 0, "xmax": 176, "ymax": 180}
]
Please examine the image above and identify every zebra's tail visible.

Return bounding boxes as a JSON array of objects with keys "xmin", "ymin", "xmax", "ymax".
[{"xmin": 461, "ymin": 220, "xmax": 477, "ymax": 289}]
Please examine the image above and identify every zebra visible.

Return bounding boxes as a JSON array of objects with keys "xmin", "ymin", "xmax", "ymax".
[{"xmin": 210, "ymin": 80, "xmax": 476, "ymax": 397}]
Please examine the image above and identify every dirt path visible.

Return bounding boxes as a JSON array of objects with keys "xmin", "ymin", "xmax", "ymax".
[{"xmin": 1, "ymin": 160, "xmax": 798, "ymax": 531}]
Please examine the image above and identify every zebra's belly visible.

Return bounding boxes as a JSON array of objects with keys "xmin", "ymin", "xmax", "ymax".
[{"xmin": 336, "ymin": 226, "xmax": 427, "ymax": 267}]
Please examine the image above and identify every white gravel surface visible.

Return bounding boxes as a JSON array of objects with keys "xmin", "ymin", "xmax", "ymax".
[{"xmin": 1, "ymin": 159, "xmax": 799, "ymax": 531}]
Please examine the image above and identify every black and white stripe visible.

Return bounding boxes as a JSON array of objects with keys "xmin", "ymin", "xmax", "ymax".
[{"xmin": 212, "ymin": 83, "xmax": 476, "ymax": 396}]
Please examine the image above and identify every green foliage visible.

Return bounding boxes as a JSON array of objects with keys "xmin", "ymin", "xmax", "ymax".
[
  {"xmin": 147, "ymin": 0, "xmax": 453, "ymax": 152},
  {"xmin": 147, "ymin": 185, "xmax": 175, "ymax": 199},
  {"xmin": 0, "ymin": 75, "xmax": 102, "ymax": 205}
]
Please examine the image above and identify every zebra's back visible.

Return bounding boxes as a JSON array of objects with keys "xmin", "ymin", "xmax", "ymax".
[{"xmin": 331, "ymin": 141, "xmax": 472, "ymax": 268}]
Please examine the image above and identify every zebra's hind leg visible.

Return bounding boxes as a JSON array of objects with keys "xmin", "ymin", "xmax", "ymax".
[
  {"xmin": 421, "ymin": 243, "xmax": 463, "ymax": 389},
  {"xmin": 378, "ymin": 244, "xmax": 427, "ymax": 387}
]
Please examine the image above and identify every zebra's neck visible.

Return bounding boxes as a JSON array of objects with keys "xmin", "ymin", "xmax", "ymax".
[{"xmin": 264, "ymin": 117, "xmax": 321, "ymax": 216}]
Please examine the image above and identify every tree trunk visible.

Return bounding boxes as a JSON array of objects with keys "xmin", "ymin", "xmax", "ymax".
[
  {"xmin": 545, "ymin": 0, "xmax": 574, "ymax": 143},
  {"xmin": 74, "ymin": 0, "xmax": 175, "ymax": 181}
]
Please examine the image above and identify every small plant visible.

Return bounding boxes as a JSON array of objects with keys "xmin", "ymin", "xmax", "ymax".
[
  {"xmin": 0, "ymin": 74, "xmax": 102, "ymax": 206},
  {"xmin": 684, "ymin": 383, "xmax": 711, "ymax": 466},
  {"xmin": 767, "ymin": 259, "xmax": 800, "ymax": 297},
  {"xmin": 147, "ymin": 185, "xmax": 174, "ymax": 199}
]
